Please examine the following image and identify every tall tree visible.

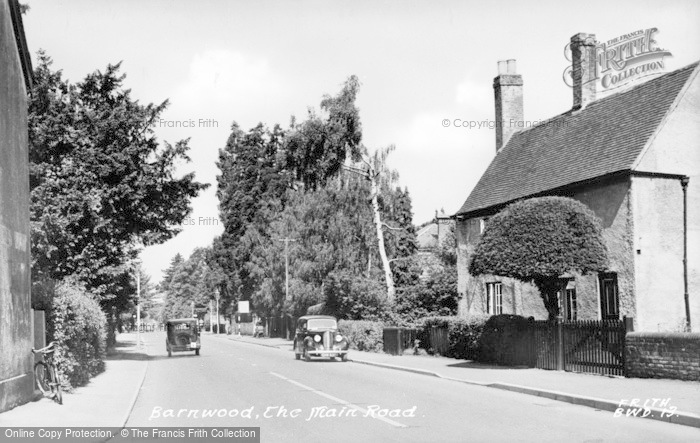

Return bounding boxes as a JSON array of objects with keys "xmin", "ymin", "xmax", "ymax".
[
  {"xmin": 343, "ymin": 145, "xmax": 405, "ymax": 302},
  {"xmin": 29, "ymin": 53, "xmax": 207, "ymax": 311},
  {"xmin": 469, "ymin": 196, "xmax": 608, "ymax": 319},
  {"xmin": 283, "ymin": 76, "xmax": 363, "ymax": 189},
  {"xmin": 214, "ymin": 123, "xmax": 289, "ymax": 309},
  {"xmin": 159, "ymin": 253, "xmax": 184, "ymax": 295},
  {"xmin": 161, "ymin": 249, "xmax": 215, "ymax": 320},
  {"xmin": 384, "ymin": 186, "xmax": 419, "ymax": 287},
  {"xmin": 248, "ymin": 172, "xmax": 380, "ymax": 315},
  {"xmin": 215, "ymin": 76, "xmax": 416, "ymax": 312}
]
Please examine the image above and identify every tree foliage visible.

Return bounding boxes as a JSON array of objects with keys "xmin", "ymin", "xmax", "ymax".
[
  {"xmin": 435, "ymin": 222, "xmax": 457, "ymax": 268},
  {"xmin": 161, "ymin": 249, "xmax": 220, "ymax": 321},
  {"xmin": 469, "ymin": 196, "xmax": 608, "ymax": 319},
  {"xmin": 28, "ymin": 53, "xmax": 207, "ymax": 311},
  {"xmin": 203, "ymin": 73, "xmax": 441, "ymax": 325},
  {"xmin": 322, "ymin": 270, "xmax": 389, "ymax": 321},
  {"xmin": 384, "ymin": 186, "xmax": 419, "ymax": 287},
  {"xmin": 284, "ymin": 76, "xmax": 363, "ymax": 189},
  {"xmin": 213, "ymin": 76, "xmax": 419, "ymax": 318},
  {"xmin": 213, "ymin": 122, "xmax": 290, "ymax": 310},
  {"xmin": 243, "ymin": 171, "xmax": 388, "ymax": 316}
]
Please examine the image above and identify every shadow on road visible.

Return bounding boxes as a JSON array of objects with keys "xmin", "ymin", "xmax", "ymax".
[
  {"xmin": 106, "ymin": 345, "xmax": 150, "ymax": 361},
  {"xmin": 106, "ymin": 343, "xmax": 207, "ymax": 362},
  {"xmin": 446, "ymin": 361, "xmax": 529, "ymax": 370}
]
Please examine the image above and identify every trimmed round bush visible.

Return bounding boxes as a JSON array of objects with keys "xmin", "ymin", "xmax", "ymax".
[{"xmin": 469, "ymin": 196, "xmax": 608, "ymax": 319}]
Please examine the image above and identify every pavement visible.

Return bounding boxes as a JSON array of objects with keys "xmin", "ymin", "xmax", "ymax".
[
  {"xmin": 0, "ymin": 333, "xmax": 148, "ymax": 430},
  {"xmin": 1, "ymin": 331, "xmax": 698, "ymax": 433},
  {"xmin": 226, "ymin": 334, "xmax": 700, "ymax": 429}
]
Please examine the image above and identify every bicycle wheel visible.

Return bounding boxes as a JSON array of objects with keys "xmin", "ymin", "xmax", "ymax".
[
  {"xmin": 49, "ymin": 365, "xmax": 63, "ymax": 405},
  {"xmin": 34, "ymin": 362, "xmax": 50, "ymax": 395}
]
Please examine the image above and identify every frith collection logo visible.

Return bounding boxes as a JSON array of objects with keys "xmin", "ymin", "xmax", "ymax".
[{"xmin": 564, "ymin": 28, "xmax": 673, "ymax": 91}]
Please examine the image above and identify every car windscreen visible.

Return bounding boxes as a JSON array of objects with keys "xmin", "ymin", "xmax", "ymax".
[{"xmin": 306, "ymin": 319, "xmax": 337, "ymax": 330}]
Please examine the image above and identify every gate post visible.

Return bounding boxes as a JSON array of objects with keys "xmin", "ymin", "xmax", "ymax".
[
  {"xmin": 527, "ymin": 316, "xmax": 535, "ymax": 367},
  {"xmin": 622, "ymin": 316, "xmax": 633, "ymax": 377},
  {"xmin": 556, "ymin": 315, "xmax": 564, "ymax": 371},
  {"xmin": 623, "ymin": 316, "xmax": 634, "ymax": 333}
]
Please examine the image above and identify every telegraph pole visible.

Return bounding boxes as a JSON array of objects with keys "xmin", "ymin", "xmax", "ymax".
[
  {"xmin": 136, "ymin": 269, "xmax": 141, "ymax": 347},
  {"xmin": 276, "ymin": 237, "xmax": 297, "ymax": 340},
  {"xmin": 133, "ymin": 260, "xmax": 141, "ymax": 349},
  {"xmin": 215, "ymin": 289, "xmax": 220, "ymax": 334},
  {"xmin": 276, "ymin": 238, "xmax": 297, "ymax": 302}
]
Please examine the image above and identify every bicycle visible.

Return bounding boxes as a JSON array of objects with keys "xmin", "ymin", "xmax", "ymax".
[{"xmin": 32, "ymin": 342, "xmax": 63, "ymax": 405}]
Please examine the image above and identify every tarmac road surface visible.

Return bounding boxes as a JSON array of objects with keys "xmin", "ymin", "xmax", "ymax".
[{"xmin": 123, "ymin": 332, "xmax": 700, "ymax": 442}]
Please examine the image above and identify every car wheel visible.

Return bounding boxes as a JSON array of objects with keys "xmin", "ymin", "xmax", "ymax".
[
  {"xmin": 167, "ymin": 349, "xmax": 172, "ymax": 357},
  {"xmin": 330, "ymin": 356, "xmax": 337, "ymax": 361},
  {"xmin": 341, "ymin": 353, "xmax": 348, "ymax": 362},
  {"xmin": 195, "ymin": 349, "xmax": 200, "ymax": 356}
]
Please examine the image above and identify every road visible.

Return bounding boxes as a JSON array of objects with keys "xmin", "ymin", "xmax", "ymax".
[{"xmin": 124, "ymin": 332, "xmax": 698, "ymax": 442}]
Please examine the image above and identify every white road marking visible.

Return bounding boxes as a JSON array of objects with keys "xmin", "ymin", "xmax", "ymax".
[{"xmin": 269, "ymin": 371, "xmax": 407, "ymax": 428}]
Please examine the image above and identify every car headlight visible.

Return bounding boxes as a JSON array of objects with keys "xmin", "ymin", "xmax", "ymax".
[
  {"xmin": 314, "ymin": 334, "xmax": 321, "ymax": 342},
  {"xmin": 335, "ymin": 334, "xmax": 343, "ymax": 342}
]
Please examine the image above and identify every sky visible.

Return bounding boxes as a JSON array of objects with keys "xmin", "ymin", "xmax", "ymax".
[{"xmin": 21, "ymin": 0, "xmax": 700, "ymax": 283}]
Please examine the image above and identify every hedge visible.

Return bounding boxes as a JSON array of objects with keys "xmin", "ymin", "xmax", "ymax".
[
  {"xmin": 338, "ymin": 320, "xmax": 384, "ymax": 353},
  {"xmin": 418, "ymin": 314, "xmax": 489, "ymax": 359},
  {"xmin": 477, "ymin": 314, "xmax": 533, "ymax": 366},
  {"xmin": 46, "ymin": 280, "xmax": 107, "ymax": 390}
]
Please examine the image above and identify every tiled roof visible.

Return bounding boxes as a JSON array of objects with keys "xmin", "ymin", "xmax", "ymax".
[
  {"xmin": 456, "ymin": 62, "xmax": 698, "ymax": 217},
  {"xmin": 416, "ymin": 223, "xmax": 438, "ymax": 249}
]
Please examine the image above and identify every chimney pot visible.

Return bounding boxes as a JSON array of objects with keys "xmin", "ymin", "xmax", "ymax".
[
  {"xmin": 497, "ymin": 60, "xmax": 507, "ymax": 75},
  {"xmin": 506, "ymin": 59, "xmax": 517, "ymax": 74}
]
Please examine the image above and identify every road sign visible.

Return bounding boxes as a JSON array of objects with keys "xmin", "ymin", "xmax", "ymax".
[{"xmin": 238, "ymin": 300, "xmax": 250, "ymax": 314}]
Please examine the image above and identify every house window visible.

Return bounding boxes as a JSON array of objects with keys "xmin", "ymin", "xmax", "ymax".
[
  {"xmin": 557, "ymin": 279, "xmax": 577, "ymax": 321},
  {"xmin": 486, "ymin": 282, "xmax": 503, "ymax": 315},
  {"xmin": 599, "ymin": 273, "xmax": 619, "ymax": 320}
]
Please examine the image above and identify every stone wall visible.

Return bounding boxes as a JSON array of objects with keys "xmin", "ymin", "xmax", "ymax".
[{"xmin": 626, "ymin": 332, "xmax": 700, "ymax": 381}]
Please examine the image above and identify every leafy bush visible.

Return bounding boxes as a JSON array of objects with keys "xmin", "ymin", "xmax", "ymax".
[
  {"xmin": 338, "ymin": 319, "xmax": 384, "ymax": 353},
  {"xmin": 418, "ymin": 314, "xmax": 489, "ymax": 359},
  {"xmin": 477, "ymin": 314, "xmax": 533, "ymax": 366},
  {"xmin": 45, "ymin": 280, "xmax": 107, "ymax": 390},
  {"xmin": 288, "ymin": 279, "xmax": 323, "ymax": 318},
  {"xmin": 323, "ymin": 271, "xmax": 389, "ymax": 321},
  {"xmin": 395, "ymin": 267, "xmax": 458, "ymax": 324}
]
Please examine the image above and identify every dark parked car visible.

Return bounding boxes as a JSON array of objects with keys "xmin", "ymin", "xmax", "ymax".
[
  {"xmin": 165, "ymin": 318, "xmax": 201, "ymax": 357},
  {"xmin": 294, "ymin": 315, "xmax": 349, "ymax": 362}
]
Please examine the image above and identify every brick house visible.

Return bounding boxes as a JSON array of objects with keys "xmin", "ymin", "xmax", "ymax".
[
  {"xmin": 455, "ymin": 33, "xmax": 700, "ymax": 333},
  {"xmin": 0, "ymin": 0, "xmax": 34, "ymax": 412}
]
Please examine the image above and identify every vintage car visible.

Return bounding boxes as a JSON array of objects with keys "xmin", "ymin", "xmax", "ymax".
[
  {"xmin": 294, "ymin": 315, "xmax": 349, "ymax": 362},
  {"xmin": 165, "ymin": 318, "xmax": 201, "ymax": 357}
]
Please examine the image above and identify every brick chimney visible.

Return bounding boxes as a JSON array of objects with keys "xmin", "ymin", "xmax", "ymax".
[
  {"xmin": 493, "ymin": 59, "xmax": 523, "ymax": 152},
  {"xmin": 571, "ymin": 33, "xmax": 597, "ymax": 110}
]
